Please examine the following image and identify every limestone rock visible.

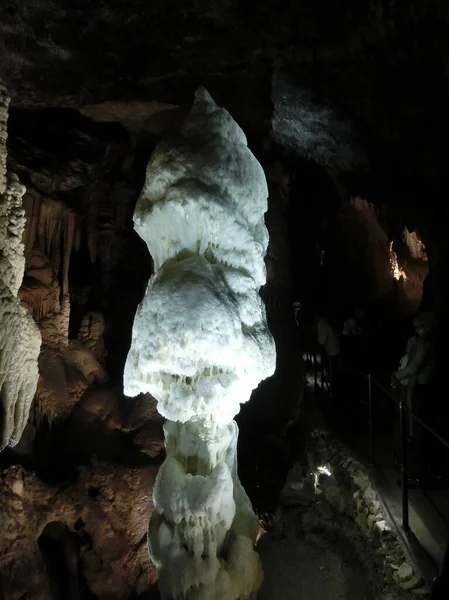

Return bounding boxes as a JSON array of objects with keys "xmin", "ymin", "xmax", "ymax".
[
  {"xmin": 397, "ymin": 562, "xmax": 413, "ymax": 581},
  {"xmin": 0, "ymin": 460, "xmax": 160, "ymax": 600},
  {"xmin": 0, "ymin": 80, "xmax": 41, "ymax": 450}
]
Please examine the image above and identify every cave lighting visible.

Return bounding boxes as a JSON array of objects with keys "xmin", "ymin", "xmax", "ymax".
[
  {"xmin": 389, "ymin": 242, "xmax": 407, "ymax": 281},
  {"xmin": 312, "ymin": 465, "xmax": 332, "ymax": 493},
  {"xmin": 403, "ymin": 227, "xmax": 427, "ymax": 261},
  {"xmin": 123, "ymin": 88, "xmax": 275, "ymax": 600},
  {"xmin": 317, "ymin": 465, "xmax": 332, "ymax": 476}
]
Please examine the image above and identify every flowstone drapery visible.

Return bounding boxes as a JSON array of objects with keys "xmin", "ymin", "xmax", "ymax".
[
  {"xmin": 0, "ymin": 81, "xmax": 41, "ymax": 450},
  {"xmin": 124, "ymin": 88, "xmax": 275, "ymax": 599}
]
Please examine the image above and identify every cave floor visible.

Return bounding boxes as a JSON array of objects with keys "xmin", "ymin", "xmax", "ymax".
[
  {"xmin": 315, "ymin": 367, "xmax": 449, "ymax": 583},
  {"xmin": 258, "ymin": 531, "xmax": 373, "ymax": 600},
  {"xmin": 338, "ymin": 394, "xmax": 449, "ymax": 578}
]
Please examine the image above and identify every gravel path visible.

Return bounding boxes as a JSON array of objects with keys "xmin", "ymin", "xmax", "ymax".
[{"xmin": 258, "ymin": 532, "xmax": 374, "ymax": 600}]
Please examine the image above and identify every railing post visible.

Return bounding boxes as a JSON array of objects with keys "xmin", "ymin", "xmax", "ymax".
[
  {"xmin": 368, "ymin": 373, "xmax": 375, "ymax": 466},
  {"xmin": 400, "ymin": 396, "xmax": 410, "ymax": 532}
]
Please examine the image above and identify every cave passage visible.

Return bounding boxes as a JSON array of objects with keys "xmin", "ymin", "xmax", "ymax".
[{"xmin": 2, "ymin": 7, "xmax": 449, "ymax": 595}]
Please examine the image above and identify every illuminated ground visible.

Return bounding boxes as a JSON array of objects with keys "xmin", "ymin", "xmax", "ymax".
[{"xmin": 258, "ymin": 532, "xmax": 374, "ymax": 600}]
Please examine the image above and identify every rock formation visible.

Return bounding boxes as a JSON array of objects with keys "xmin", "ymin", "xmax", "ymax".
[
  {"xmin": 0, "ymin": 81, "xmax": 41, "ymax": 450},
  {"xmin": 124, "ymin": 88, "xmax": 276, "ymax": 599},
  {"xmin": 0, "ymin": 458, "xmax": 161, "ymax": 600}
]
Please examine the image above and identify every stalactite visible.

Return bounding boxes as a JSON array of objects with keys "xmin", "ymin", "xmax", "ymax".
[
  {"xmin": 19, "ymin": 195, "xmax": 75, "ymax": 340},
  {"xmin": 0, "ymin": 80, "xmax": 41, "ymax": 450},
  {"xmin": 124, "ymin": 88, "xmax": 275, "ymax": 599},
  {"xmin": 20, "ymin": 284, "xmax": 60, "ymax": 323}
]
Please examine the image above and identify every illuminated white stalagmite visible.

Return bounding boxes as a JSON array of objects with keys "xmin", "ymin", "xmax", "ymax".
[
  {"xmin": 0, "ymin": 81, "xmax": 41, "ymax": 450},
  {"xmin": 124, "ymin": 88, "xmax": 276, "ymax": 599}
]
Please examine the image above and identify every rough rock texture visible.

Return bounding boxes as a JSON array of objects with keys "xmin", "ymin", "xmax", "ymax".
[
  {"xmin": 1, "ymin": 88, "xmax": 293, "ymax": 598},
  {"xmin": 0, "ymin": 0, "xmax": 447, "ymax": 220},
  {"xmin": 0, "ymin": 80, "xmax": 41, "ymax": 450},
  {"xmin": 2, "ymin": 0, "xmax": 449, "ymax": 384},
  {"xmin": 0, "ymin": 1, "xmax": 448, "ymax": 197},
  {"xmin": 1, "ymin": 1, "xmax": 448, "ymax": 332},
  {"xmin": 0, "ymin": 391, "xmax": 164, "ymax": 599},
  {"xmin": 3, "ymin": 107, "xmax": 152, "ymax": 430},
  {"xmin": 124, "ymin": 88, "xmax": 275, "ymax": 600},
  {"xmin": 0, "ymin": 460, "xmax": 160, "ymax": 600},
  {"xmin": 271, "ymin": 72, "xmax": 365, "ymax": 171}
]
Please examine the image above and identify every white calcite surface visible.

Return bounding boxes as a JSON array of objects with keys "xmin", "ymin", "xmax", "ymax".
[
  {"xmin": 0, "ymin": 81, "xmax": 41, "ymax": 450},
  {"xmin": 124, "ymin": 89, "xmax": 275, "ymax": 424},
  {"xmin": 148, "ymin": 420, "xmax": 263, "ymax": 600},
  {"xmin": 124, "ymin": 87, "xmax": 275, "ymax": 599}
]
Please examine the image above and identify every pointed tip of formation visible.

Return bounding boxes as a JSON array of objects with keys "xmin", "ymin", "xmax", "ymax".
[{"xmin": 194, "ymin": 86, "xmax": 215, "ymax": 107}]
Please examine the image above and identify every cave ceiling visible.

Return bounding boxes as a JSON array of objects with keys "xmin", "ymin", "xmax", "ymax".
[{"xmin": 1, "ymin": 0, "xmax": 449, "ymax": 226}]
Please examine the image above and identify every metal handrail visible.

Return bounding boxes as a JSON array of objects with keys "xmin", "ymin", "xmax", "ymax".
[
  {"xmin": 355, "ymin": 364, "xmax": 449, "ymax": 596},
  {"xmin": 352, "ymin": 368, "xmax": 449, "ymax": 452},
  {"xmin": 308, "ymin": 347, "xmax": 449, "ymax": 595},
  {"xmin": 344, "ymin": 363, "xmax": 449, "ymax": 529}
]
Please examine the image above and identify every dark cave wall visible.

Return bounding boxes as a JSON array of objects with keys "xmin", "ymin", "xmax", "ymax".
[
  {"xmin": 285, "ymin": 159, "xmax": 433, "ymax": 394},
  {"xmin": 322, "ymin": 196, "xmax": 394, "ymax": 311},
  {"xmin": 2, "ymin": 0, "xmax": 449, "ymax": 207},
  {"xmin": 287, "ymin": 163, "xmax": 396, "ymax": 316},
  {"xmin": 287, "ymin": 160, "xmax": 340, "ymax": 309}
]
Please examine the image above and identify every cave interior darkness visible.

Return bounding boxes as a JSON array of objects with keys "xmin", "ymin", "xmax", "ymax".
[{"xmin": 1, "ymin": 1, "xmax": 449, "ymax": 599}]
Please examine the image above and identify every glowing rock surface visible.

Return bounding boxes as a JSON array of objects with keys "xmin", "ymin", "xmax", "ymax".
[
  {"xmin": 124, "ymin": 87, "xmax": 275, "ymax": 599},
  {"xmin": 0, "ymin": 81, "xmax": 41, "ymax": 450}
]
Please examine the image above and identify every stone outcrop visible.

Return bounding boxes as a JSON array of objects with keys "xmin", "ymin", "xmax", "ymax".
[
  {"xmin": 0, "ymin": 387, "xmax": 164, "ymax": 599},
  {"xmin": 0, "ymin": 80, "xmax": 41, "ymax": 450},
  {"xmin": 0, "ymin": 459, "xmax": 161, "ymax": 600}
]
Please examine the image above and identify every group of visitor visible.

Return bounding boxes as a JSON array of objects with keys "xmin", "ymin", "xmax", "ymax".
[
  {"xmin": 314, "ymin": 307, "xmax": 368, "ymax": 393},
  {"xmin": 296, "ymin": 302, "xmax": 440, "ymax": 486}
]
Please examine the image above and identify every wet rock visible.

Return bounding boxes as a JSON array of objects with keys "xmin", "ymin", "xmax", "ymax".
[
  {"xmin": 397, "ymin": 575, "xmax": 422, "ymax": 591},
  {"xmin": 397, "ymin": 562, "xmax": 413, "ymax": 581},
  {"xmin": 374, "ymin": 520, "xmax": 392, "ymax": 535}
]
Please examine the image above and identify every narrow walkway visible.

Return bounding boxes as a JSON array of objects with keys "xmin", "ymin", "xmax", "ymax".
[
  {"xmin": 259, "ymin": 532, "xmax": 373, "ymax": 600},
  {"xmin": 306, "ymin": 354, "xmax": 449, "ymax": 586},
  {"xmin": 357, "ymin": 420, "xmax": 449, "ymax": 581}
]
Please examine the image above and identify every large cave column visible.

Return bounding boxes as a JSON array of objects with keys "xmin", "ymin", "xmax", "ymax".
[
  {"xmin": 0, "ymin": 81, "xmax": 41, "ymax": 450},
  {"xmin": 124, "ymin": 88, "xmax": 276, "ymax": 599}
]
